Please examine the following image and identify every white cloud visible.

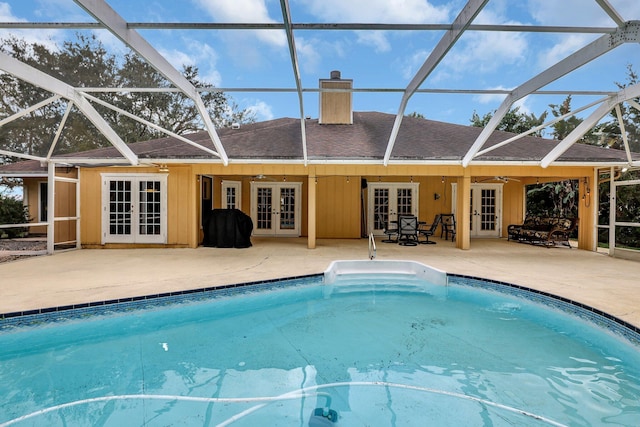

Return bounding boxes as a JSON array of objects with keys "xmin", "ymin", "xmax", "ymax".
[
  {"xmin": 295, "ymin": 37, "xmax": 321, "ymax": 73},
  {"xmin": 536, "ymin": 34, "xmax": 594, "ymax": 70},
  {"xmin": 527, "ymin": 0, "xmax": 629, "ymax": 26},
  {"xmin": 244, "ymin": 99, "xmax": 274, "ymax": 121},
  {"xmin": 473, "ymin": 87, "xmax": 510, "ymax": 105},
  {"xmin": 438, "ymin": 8, "xmax": 528, "ymax": 77},
  {"xmin": 0, "ymin": 2, "xmax": 60, "ymax": 51},
  {"xmin": 298, "ymin": 0, "xmax": 450, "ymax": 23},
  {"xmin": 355, "ymin": 31, "xmax": 390, "ymax": 53},
  {"xmin": 298, "ymin": 0, "xmax": 451, "ymax": 50},
  {"xmin": 192, "ymin": 0, "xmax": 286, "ymax": 47},
  {"xmin": 401, "ymin": 49, "xmax": 429, "ymax": 80},
  {"xmin": 0, "ymin": 2, "xmax": 19, "ymax": 21},
  {"xmin": 160, "ymin": 40, "xmax": 222, "ymax": 86}
]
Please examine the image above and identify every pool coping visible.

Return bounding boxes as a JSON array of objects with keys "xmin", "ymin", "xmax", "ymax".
[{"xmin": 1, "ymin": 272, "xmax": 640, "ymax": 347}]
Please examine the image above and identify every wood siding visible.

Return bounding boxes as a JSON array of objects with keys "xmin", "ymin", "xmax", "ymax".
[{"xmin": 40, "ymin": 162, "xmax": 597, "ymax": 250}]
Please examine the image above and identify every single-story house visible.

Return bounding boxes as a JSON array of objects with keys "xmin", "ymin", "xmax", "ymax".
[{"xmin": 1, "ymin": 74, "xmax": 638, "ymax": 253}]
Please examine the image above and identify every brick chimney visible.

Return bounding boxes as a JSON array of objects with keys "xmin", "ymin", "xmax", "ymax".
[{"xmin": 319, "ymin": 70, "xmax": 353, "ymax": 124}]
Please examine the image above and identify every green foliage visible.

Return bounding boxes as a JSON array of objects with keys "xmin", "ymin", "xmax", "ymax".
[
  {"xmin": 0, "ymin": 33, "xmax": 256, "ymax": 162},
  {"xmin": 598, "ymin": 169, "xmax": 640, "ymax": 249},
  {"xmin": 470, "ymin": 106, "xmax": 548, "ymax": 136},
  {"xmin": 526, "ymin": 180, "xmax": 579, "ymax": 218},
  {"xmin": 598, "ymin": 64, "xmax": 640, "ymax": 152},
  {"xmin": 548, "ymin": 95, "xmax": 601, "ymax": 144},
  {"xmin": 0, "ymin": 191, "xmax": 29, "ymax": 238}
]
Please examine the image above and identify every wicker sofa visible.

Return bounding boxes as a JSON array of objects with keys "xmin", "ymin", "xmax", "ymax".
[{"xmin": 507, "ymin": 216, "xmax": 578, "ymax": 247}]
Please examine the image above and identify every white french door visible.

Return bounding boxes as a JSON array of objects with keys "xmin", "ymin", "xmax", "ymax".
[
  {"xmin": 101, "ymin": 174, "xmax": 167, "ymax": 244},
  {"xmin": 368, "ymin": 182, "xmax": 419, "ymax": 235},
  {"xmin": 250, "ymin": 182, "xmax": 302, "ymax": 236},
  {"xmin": 222, "ymin": 180, "xmax": 242, "ymax": 209},
  {"xmin": 452, "ymin": 183, "xmax": 502, "ymax": 238}
]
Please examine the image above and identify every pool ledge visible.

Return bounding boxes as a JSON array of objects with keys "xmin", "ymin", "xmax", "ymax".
[{"xmin": 323, "ymin": 260, "xmax": 447, "ymax": 286}]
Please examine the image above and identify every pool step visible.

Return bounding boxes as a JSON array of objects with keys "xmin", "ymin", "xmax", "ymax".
[{"xmin": 324, "ymin": 260, "xmax": 447, "ymax": 286}]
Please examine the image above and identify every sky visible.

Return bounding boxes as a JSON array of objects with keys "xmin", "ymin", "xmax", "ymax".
[{"xmin": 1, "ymin": 0, "xmax": 640, "ymax": 133}]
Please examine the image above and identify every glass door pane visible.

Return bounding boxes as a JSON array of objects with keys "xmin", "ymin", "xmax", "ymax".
[
  {"xmin": 256, "ymin": 187, "xmax": 273, "ymax": 231},
  {"xmin": 396, "ymin": 188, "xmax": 413, "ymax": 216},
  {"xmin": 373, "ymin": 188, "xmax": 390, "ymax": 232},
  {"xmin": 109, "ymin": 180, "xmax": 132, "ymax": 236},
  {"xmin": 139, "ymin": 180, "xmax": 162, "ymax": 236},
  {"xmin": 480, "ymin": 189, "xmax": 496, "ymax": 231},
  {"xmin": 279, "ymin": 187, "xmax": 296, "ymax": 230}
]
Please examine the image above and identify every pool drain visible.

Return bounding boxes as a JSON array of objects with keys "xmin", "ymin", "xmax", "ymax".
[{"xmin": 309, "ymin": 407, "xmax": 339, "ymax": 426}]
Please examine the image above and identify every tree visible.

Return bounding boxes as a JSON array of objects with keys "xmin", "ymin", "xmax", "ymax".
[
  {"xmin": 548, "ymin": 95, "xmax": 601, "ymax": 144},
  {"xmin": 0, "ymin": 189, "xmax": 29, "ymax": 237},
  {"xmin": 595, "ymin": 65, "xmax": 640, "ymax": 153},
  {"xmin": 0, "ymin": 34, "xmax": 255, "ymax": 163},
  {"xmin": 470, "ymin": 106, "xmax": 548, "ymax": 137}
]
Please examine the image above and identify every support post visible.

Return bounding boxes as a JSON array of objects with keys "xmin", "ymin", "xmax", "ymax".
[
  {"xmin": 456, "ymin": 174, "xmax": 471, "ymax": 250},
  {"xmin": 307, "ymin": 171, "xmax": 317, "ymax": 249},
  {"xmin": 609, "ymin": 167, "xmax": 616, "ymax": 256},
  {"xmin": 47, "ymin": 162, "xmax": 55, "ymax": 255}
]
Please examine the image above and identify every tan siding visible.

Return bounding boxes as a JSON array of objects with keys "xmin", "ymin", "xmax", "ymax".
[
  {"xmin": 79, "ymin": 168, "xmax": 102, "ymax": 245},
  {"xmin": 23, "ymin": 178, "xmax": 46, "ymax": 234},
  {"xmin": 316, "ymin": 176, "xmax": 361, "ymax": 238},
  {"xmin": 501, "ymin": 182, "xmax": 525, "ymax": 237},
  {"xmin": 65, "ymin": 162, "xmax": 599, "ymax": 248},
  {"xmin": 319, "ymin": 80, "xmax": 352, "ymax": 124}
]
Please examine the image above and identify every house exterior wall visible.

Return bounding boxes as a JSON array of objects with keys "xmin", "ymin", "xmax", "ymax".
[
  {"xmin": 23, "ymin": 178, "xmax": 45, "ymax": 234},
  {"xmin": 48, "ymin": 162, "xmax": 597, "ymax": 250},
  {"xmin": 80, "ymin": 165, "xmax": 196, "ymax": 248},
  {"xmin": 23, "ymin": 169, "xmax": 77, "ymax": 242}
]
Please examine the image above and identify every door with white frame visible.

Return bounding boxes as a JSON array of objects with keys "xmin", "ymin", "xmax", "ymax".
[
  {"xmin": 368, "ymin": 182, "xmax": 419, "ymax": 235},
  {"xmin": 222, "ymin": 180, "xmax": 242, "ymax": 209},
  {"xmin": 452, "ymin": 183, "xmax": 503, "ymax": 238},
  {"xmin": 101, "ymin": 173, "xmax": 167, "ymax": 244},
  {"xmin": 250, "ymin": 182, "xmax": 302, "ymax": 236}
]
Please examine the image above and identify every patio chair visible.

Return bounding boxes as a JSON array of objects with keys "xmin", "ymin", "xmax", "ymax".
[
  {"xmin": 440, "ymin": 214, "xmax": 456, "ymax": 242},
  {"xmin": 418, "ymin": 214, "xmax": 441, "ymax": 244},
  {"xmin": 398, "ymin": 215, "xmax": 419, "ymax": 246},
  {"xmin": 377, "ymin": 213, "xmax": 398, "ymax": 243}
]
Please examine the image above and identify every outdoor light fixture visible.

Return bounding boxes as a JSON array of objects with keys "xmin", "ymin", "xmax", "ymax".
[{"xmin": 158, "ymin": 164, "xmax": 169, "ymax": 173}]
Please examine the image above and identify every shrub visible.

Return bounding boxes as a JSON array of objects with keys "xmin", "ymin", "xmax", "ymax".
[{"xmin": 0, "ymin": 192, "xmax": 29, "ymax": 238}]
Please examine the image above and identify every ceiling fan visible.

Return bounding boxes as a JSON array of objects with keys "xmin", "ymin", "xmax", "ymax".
[
  {"xmin": 478, "ymin": 176, "xmax": 521, "ymax": 183},
  {"xmin": 251, "ymin": 174, "xmax": 277, "ymax": 181}
]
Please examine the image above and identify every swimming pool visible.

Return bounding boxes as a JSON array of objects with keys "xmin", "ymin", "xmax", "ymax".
[{"xmin": 1, "ymin": 261, "xmax": 640, "ymax": 426}]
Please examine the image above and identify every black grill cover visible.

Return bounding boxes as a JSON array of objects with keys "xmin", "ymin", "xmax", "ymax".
[{"xmin": 203, "ymin": 209, "xmax": 253, "ymax": 248}]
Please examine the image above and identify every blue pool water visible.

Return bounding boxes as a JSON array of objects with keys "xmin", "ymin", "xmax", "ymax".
[{"xmin": 1, "ymin": 273, "xmax": 640, "ymax": 426}]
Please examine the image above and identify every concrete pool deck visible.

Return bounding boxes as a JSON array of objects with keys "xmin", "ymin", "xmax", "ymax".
[{"xmin": 1, "ymin": 237, "xmax": 639, "ymax": 328}]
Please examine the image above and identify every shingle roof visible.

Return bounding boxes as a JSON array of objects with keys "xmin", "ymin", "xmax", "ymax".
[{"xmin": 1, "ymin": 112, "xmax": 637, "ymax": 174}]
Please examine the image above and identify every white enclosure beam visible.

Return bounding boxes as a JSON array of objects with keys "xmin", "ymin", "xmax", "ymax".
[
  {"xmin": 476, "ymin": 97, "xmax": 608, "ymax": 157},
  {"xmin": 0, "ymin": 52, "xmax": 138, "ymax": 165},
  {"xmin": 614, "ymin": 104, "xmax": 633, "ymax": 163},
  {"xmin": 0, "ymin": 149, "xmax": 45, "ymax": 162},
  {"xmin": 279, "ymin": 0, "xmax": 308, "ymax": 165},
  {"xmin": 462, "ymin": 21, "xmax": 640, "ymax": 167},
  {"xmin": 82, "ymin": 93, "xmax": 222, "ymax": 159},
  {"xmin": 74, "ymin": 0, "xmax": 229, "ymax": 165},
  {"xmin": 541, "ymin": 82, "xmax": 640, "ymax": 167},
  {"xmin": 383, "ymin": 0, "xmax": 489, "ymax": 165},
  {"xmin": 595, "ymin": 0, "xmax": 625, "ymax": 26},
  {"xmin": 46, "ymin": 101, "xmax": 74, "ymax": 161},
  {"xmin": 0, "ymin": 95, "xmax": 61, "ymax": 127}
]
